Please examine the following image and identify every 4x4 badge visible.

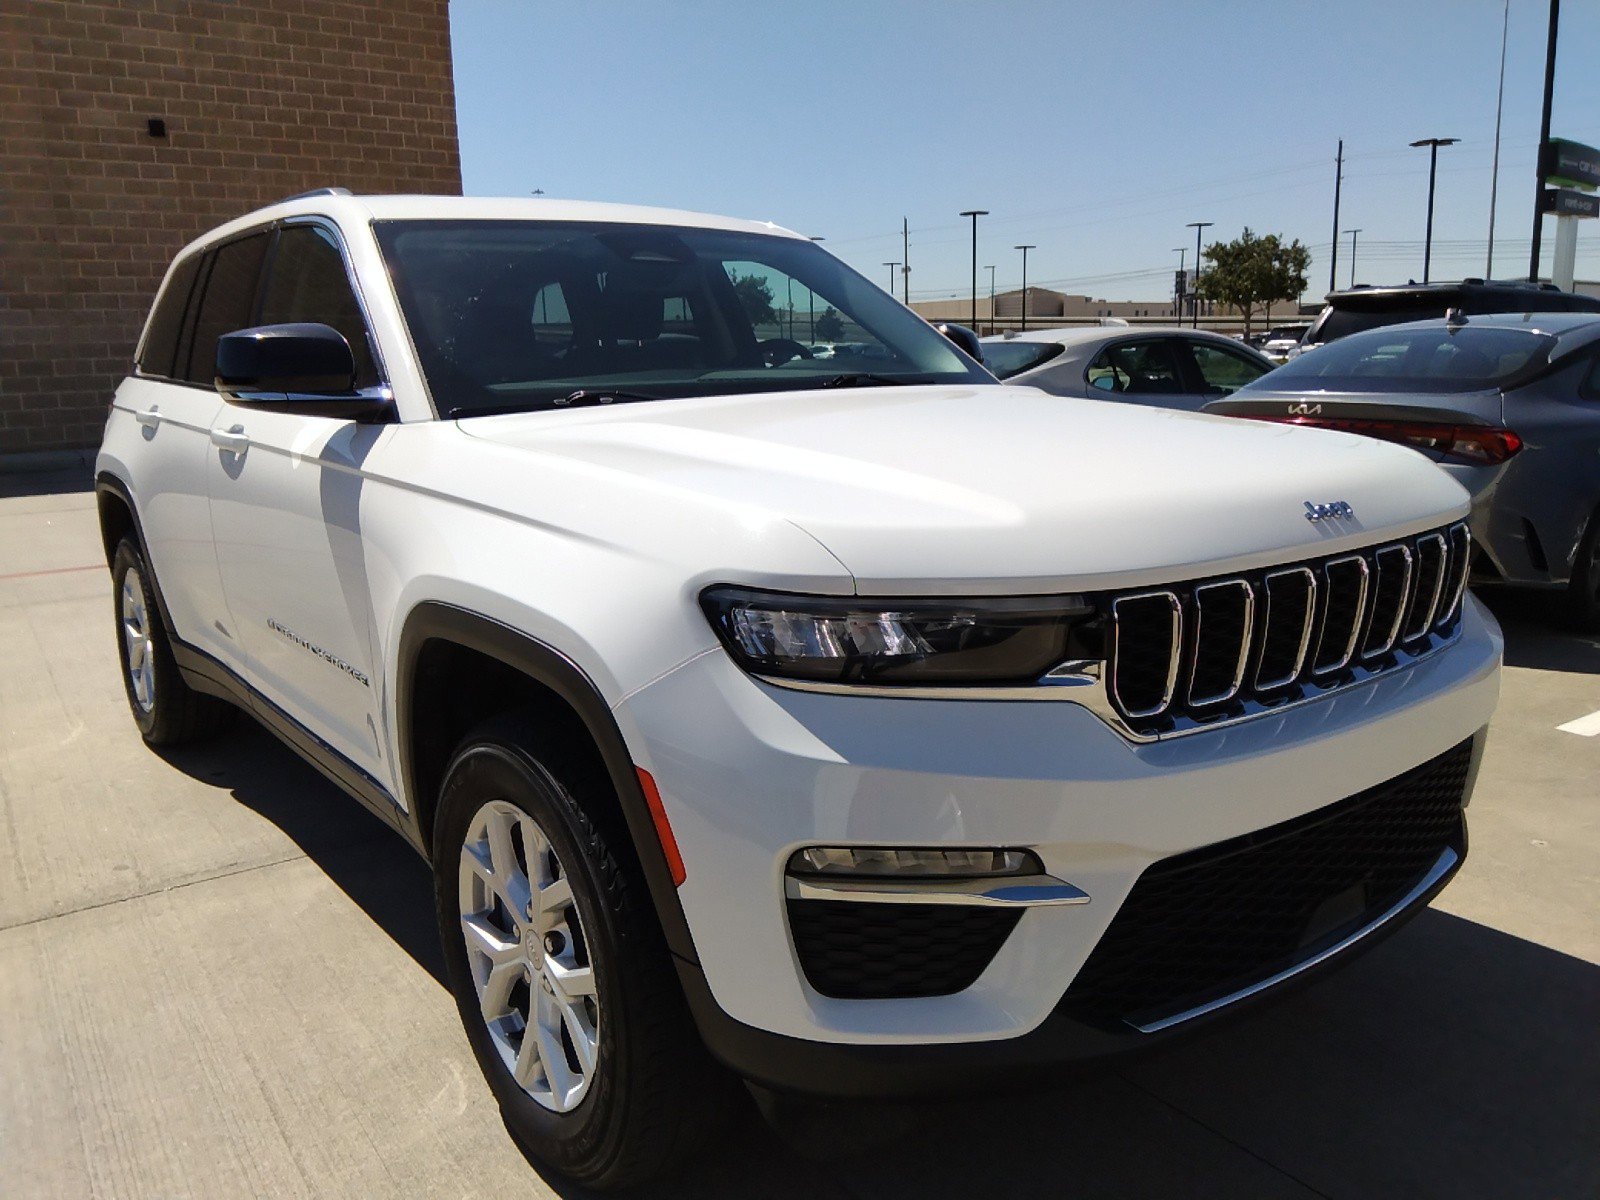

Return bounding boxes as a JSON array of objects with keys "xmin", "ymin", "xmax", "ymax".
[{"xmin": 1288, "ymin": 402, "xmax": 1322, "ymax": 415}]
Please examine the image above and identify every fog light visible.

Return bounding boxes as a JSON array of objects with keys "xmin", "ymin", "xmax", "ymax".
[{"xmin": 787, "ymin": 846, "xmax": 1038, "ymax": 878}]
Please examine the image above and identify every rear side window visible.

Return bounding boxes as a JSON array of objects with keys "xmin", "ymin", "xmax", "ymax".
[
  {"xmin": 981, "ymin": 340, "xmax": 1064, "ymax": 380},
  {"xmin": 183, "ymin": 232, "xmax": 271, "ymax": 384},
  {"xmin": 259, "ymin": 224, "xmax": 379, "ymax": 387},
  {"xmin": 1186, "ymin": 341, "xmax": 1270, "ymax": 394},
  {"xmin": 138, "ymin": 254, "xmax": 202, "ymax": 379}
]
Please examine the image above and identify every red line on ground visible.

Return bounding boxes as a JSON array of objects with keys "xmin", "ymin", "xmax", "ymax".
[{"xmin": 0, "ymin": 564, "xmax": 103, "ymax": 582}]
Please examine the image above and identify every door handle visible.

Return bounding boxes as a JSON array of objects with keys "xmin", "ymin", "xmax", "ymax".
[
  {"xmin": 210, "ymin": 425, "xmax": 251, "ymax": 453},
  {"xmin": 134, "ymin": 406, "xmax": 161, "ymax": 428}
]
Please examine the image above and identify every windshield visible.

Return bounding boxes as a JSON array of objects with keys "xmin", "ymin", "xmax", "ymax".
[
  {"xmin": 1241, "ymin": 324, "xmax": 1555, "ymax": 394},
  {"xmin": 979, "ymin": 340, "xmax": 1065, "ymax": 379},
  {"xmin": 373, "ymin": 219, "xmax": 991, "ymax": 415}
]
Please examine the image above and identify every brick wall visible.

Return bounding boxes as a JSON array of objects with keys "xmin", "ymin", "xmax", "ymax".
[{"xmin": 0, "ymin": 0, "xmax": 461, "ymax": 455}]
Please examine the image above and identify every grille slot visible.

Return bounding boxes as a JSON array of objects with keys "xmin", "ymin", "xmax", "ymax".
[
  {"xmin": 1104, "ymin": 522, "xmax": 1469, "ymax": 738},
  {"xmin": 787, "ymin": 900, "xmax": 1021, "ymax": 999},
  {"xmin": 1058, "ymin": 739, "xmax": 1473, "ymax": 1028},
  {"xmin": 1361, "ymin": 545, "xmax": 1412, "ymax": 659}
]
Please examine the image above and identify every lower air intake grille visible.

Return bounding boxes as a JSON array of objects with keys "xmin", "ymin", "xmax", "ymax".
[
  {"xmin": 787, "ymin": 900, "xmax": 1021, "ymax": 999},
  {"xmin": 1058, "ymin": 738, "xmax": 1473, "ymax": 1028}
]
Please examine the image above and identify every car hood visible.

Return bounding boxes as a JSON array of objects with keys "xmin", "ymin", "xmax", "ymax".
[{"xmin": 460, "ymin": 383, "xmax": 1470, "ymax": 594}]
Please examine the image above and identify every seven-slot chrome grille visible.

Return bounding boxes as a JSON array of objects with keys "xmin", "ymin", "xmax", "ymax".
[{"xmin": 1106, "ymin": 522, "xmax": 1470, "ymax": 738}]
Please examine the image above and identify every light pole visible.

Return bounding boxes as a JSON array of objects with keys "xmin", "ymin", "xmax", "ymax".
[
  {"xmin": 1186, "ymin": 221, "xmax": 1212, "ymax": 328},
  {"xmin": 959, "ymin": 210, "xmax": 988, "ymax": 329},
  {"xmin": 1346, "ymin": 228, "xmax": 1362, "ymax": 288},
  {"xmin": 1172, "ymin": 247, "xmax": 1186, "ymax": 318},
  {"xmin": 883, "ymin": 262, "xmax": 900, "ymax": 293},
  {"xmin": 1014, "ymin": 245, "xmax": 1035, "ymax": 330},
  {"xmin": 1410, "ymin": 137, "xmax": 1459, "ymax": 283},
  {"xmin": 985, "ymin": 265, "xmax": 996, "ymax": 332},
  {"xmin": 1529, "ymin": 0, "xmax": 1559, "ymax": 281}
]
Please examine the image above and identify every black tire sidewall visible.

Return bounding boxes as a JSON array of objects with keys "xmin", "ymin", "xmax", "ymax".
[
  {"xmin": 111, "ymin": 538, "xmax": 164, "ymax": 739},
  {"xmin": 432, "ymin": 735, "xmax": 635, "ymax": 1180}
]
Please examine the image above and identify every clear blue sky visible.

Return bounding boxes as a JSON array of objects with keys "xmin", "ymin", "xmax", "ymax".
[{"xmin": 448, "ymin": 0, "xmax": 1600, "ymax": 304}]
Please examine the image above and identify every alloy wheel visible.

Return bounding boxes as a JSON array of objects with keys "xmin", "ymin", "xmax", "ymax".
[
  {"xmin": 458, "ymin": 799, "xmax": 600, "ymax": 1112},
  {"xmin": 121, "ymin": 568, "xmax": 155, "ymax": 713}
]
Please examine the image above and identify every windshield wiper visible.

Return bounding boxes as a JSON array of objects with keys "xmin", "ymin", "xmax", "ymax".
[
  {"xmin": 553, "ymin": 389, "xmax": 663, "ymax": 407},
  {"xmin": 817, "ymin": 373, "xmax": 928, "ymax": 389}
]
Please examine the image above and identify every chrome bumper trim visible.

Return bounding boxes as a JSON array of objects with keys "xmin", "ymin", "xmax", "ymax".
[
  {"xmin": 1129, "ymin": 844, "xmax": 1460, "ymax": 1034},
  {"xmin": 784, "ymin": 874, "xmax": 1091, "ymax": 908}
]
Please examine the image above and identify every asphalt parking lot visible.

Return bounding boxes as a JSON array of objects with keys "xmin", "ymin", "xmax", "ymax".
[{"xmin": 1, "ymin": 468, "xmax": 1595, "ymax": 1200}]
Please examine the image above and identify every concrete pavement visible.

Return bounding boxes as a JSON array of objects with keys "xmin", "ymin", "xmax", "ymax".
[{"xmin": 1, "ymin": 468, "xmax": 1595, "ymax": 1199}]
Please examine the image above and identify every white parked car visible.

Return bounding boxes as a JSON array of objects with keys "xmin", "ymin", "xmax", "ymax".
[
  {"xmin": 97, "ymin": 191, "xmax": 1501, "ymax": 1188},
  {"xmin": 981, "ymin": 326, "xmax": 1275, "ymax": 410}
]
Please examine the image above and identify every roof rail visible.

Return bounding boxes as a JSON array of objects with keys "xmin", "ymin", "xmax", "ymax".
[{"xmin": 276, "ymin": 186, "xmax": 353, "ymax": 203}]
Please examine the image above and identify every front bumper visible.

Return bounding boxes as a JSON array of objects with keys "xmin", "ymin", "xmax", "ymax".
[{"xmin": 614, "ymin": 596, "xmax": 1501, "ymax": 1089}]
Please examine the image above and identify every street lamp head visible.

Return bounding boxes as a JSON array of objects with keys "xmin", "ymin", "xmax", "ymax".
[
  {"xmin": 808, "ymin": 235, "xmax": 825, "ymax": 242},
  {"xmin": 1410, "ymin": 137, "xmax": 1460, "ymax": 148},
  {"xmin": 1014, "ymin": 243, "xmax": 1036, "ymax": 251},
  {"xmin": 959, "ymin": 209, "xmax": 990, "ymax": 218}
]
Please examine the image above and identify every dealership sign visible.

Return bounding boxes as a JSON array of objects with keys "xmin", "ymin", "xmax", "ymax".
[
  {"xmin": 1541, "ymin": 188, "xmax": 1600, "ymax": 219},
  {"xmin": 1541, "ymin": 139, "xmax": 1600, "ymax": 191}
]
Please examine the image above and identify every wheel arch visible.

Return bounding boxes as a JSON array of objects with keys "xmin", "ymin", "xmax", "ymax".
[{"xmin": 395, "ymin": 601, "xmax": 699, "ymax": 963}]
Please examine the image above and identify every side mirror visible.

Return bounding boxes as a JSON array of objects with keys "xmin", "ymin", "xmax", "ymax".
[
  {"xmin": 931, "ymin": 321, "xmax": 984, "ymax": 364},
  {"xmin": 215, "ymin": 323, "xmax": 389, "ymax": 421}
]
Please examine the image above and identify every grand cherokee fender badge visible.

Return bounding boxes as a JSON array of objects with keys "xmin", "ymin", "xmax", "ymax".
[
  {"xmin": 1304, "ymin": 500, "xmax": 1355, "ymax": 523},
  {"xmin": 1288, "ymin": 401, "xmax": 1322, "ymax": 415},
  {"xmin": 266, "ymin": 618, "xmax": 370, "ymax": 686}
]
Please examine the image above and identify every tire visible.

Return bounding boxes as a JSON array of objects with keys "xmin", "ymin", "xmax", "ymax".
[
  {"xmin": 1565, "ymin": 507, "xmax": 1600, "ymax": 631},
  {"xmin": 111, "ymin": 537, "xmax": 235, "ymax": 746},
  {"xmin": 432, "ymin": 712, "xmax": 736, "ymax": 1189}
]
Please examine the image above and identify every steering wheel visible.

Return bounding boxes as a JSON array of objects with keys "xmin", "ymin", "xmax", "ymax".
[{"xmin": 759, "ymin": 338, "xmax": 814, "ymax": 366}]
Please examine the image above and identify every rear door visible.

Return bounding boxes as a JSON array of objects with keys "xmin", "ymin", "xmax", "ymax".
[
  {"xmin": 1084, "ymin": 336, "xmax": 1210, "ymax": 411},
  {"xmin": 205, "ymin": 218, "xmax": 390, "ymax": 781}
]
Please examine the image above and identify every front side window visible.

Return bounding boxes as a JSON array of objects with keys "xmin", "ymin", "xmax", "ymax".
[
  {"xmin": 184, "ymin": 232, "xmax": 271, "ymax": 384},
  {"xmin": 1186, "ymin": 341, "xmax": 1270, "ymax": 394},
  {"xmin": 1247, "ymin": 325, "xmax": 1557, "ymax": 394},
  {"xmin": 259, "ymin": 224, "xmax": 379, "ymax": 387},
  {"xmin": 1086, "ymin": 339, "xmax": 1185, "ymax": 395},
  {"xmin": 373, "ymin": 220, "xmax": 991, "ymax": 416}
]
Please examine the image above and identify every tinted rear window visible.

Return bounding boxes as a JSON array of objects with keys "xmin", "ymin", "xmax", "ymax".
[
  {"xmin": 1244, "ymin": 325, "xmax": 1555, "ymax": 394},
  {"xmin": 138, "ymin": 254, "xmax": 202, "ymax": 379},
  {"xmin": 1314, "ymin": 304, "xmax": 1444, "ymax": 343},
  {"xmin": 183, "ymin": 232, "xmax": 270, "ymax": 383},
  {"xmin": 980, "ymin": 340, "xmax": 1066, "ymax": 379}
]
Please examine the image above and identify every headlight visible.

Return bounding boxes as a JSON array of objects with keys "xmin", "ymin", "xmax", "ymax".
[{"xmin": 699, "ymin": 586, "xmax": 1099, "ymax": 685}]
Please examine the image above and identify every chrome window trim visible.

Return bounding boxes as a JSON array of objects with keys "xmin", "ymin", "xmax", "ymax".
[
  {"xmin": 1130, "ymin": 846, "xmax": 1460, "ymax": 1034},
  {"xmin": 1404, "ymin": 533, "xmax": 1448, "ymax": 640},
  {"xmin": 784, "ymin": 874, "xmax": 1090, "ymax": 908},
  {"xmin": 1361, "ymin": 544, "xmax": 1413, "ymax": 660},
  {"xmin": 1109, "ymin": 590, "xmax": 1182, "ymax": 719},
  {"xmin": 1187, "ymin": 580, "xmax": 1254, "ymax": 707},
  {"xmin": 1254, "ymin": 567, "xmax": 1315, "ymax": 690},
  {"xmin": 1311, "ymin": 554, "xmax": 1369, "ymax": 675}
]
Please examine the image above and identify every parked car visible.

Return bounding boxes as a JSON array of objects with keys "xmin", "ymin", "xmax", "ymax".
[
  {"xmin": 1259, "ymin": 323, "xmax": 1312, "ymax": 362},
  {"xmin": 981, "ymin": 326, "xmax": 1275, "ymax": 409},
  {"xmin": 1207, "ymin": 311, "xmax": 1600, "ymax": 625},
  {"xmin": 98, "ymin": 191, "xmax": 1500, "ymax": 1188},
  {"xmin": 1294, "ymin": 278, "xmax": 1600, "ymax": 358}
]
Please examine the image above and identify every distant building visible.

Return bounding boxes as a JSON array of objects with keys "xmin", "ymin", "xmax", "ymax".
[
  {"xmin": 912, "ymin": 287, "xmax": 1309, "ymax": 331},
  {"xmin": 2, "ymin": 0, "xmax": 461, "ymax": 459}
]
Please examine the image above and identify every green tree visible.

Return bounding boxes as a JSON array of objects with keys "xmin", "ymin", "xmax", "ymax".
[
  {"xmin": 1197, "ymin": 228, "xmax": 1310, "ymax": 337},
  {"xmin": 814, "ymin": 307, "xmax": 845, "ymax": 342},
  {"xmin": 728, "ymin": 270, "xmax": 779, "ymax": 328}
]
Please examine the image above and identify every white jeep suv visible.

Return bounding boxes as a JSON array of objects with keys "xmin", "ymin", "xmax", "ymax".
[{"xmin": 97, "ymin": 191, "xmax": 1501, "ymax": 1187}]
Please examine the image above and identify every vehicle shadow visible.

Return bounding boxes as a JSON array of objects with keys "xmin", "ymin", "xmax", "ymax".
[
  {"xmin": 1476, "ymin": 587, "xmax": 1600, "ymax": 673},
  {"xmin": 0, "ymin": 463, "xmax": 94, "ymax": 499},
  {"xmin": 158, "ymin": 721, "xmax": 1600, "ymax": 1200},
  {"xmin": 156, "ymin": 720, "xmax": 446, "ymax": 986}
]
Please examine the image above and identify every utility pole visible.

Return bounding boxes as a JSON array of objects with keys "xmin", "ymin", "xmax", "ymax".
[
  {"xmin": 959, "ymin": 210, "xmax": 988, "ymax": 329},
  {"xmin": 1013, "ymin": 245, "xmax": 1035, "ymax": 330},
  {"xmin": 882, "ymin": 262, "xmax": 900, "ymax": 293},
  {"xmin": 1411, "ymin": 137, "xmax": 1459, "ymax": 283},
  {"xmin": 1172, "ymin": 247, "xmax": 1186, "ymax": 318},
  {"xmin": 985, "ymin": 265, "xmax": 996, "ymax": 332},
  {"xmin": 1329, "ymin": 140, "xmax": 1343, "ymax": 293},
  {"xmin": 1346, "ymin": 228, "xmax": 1362, "ymax": 288},
  {"xmin": 1186, "ymin": 221, "xmax": 1212, "ymax": 328},
  {"xmin": 901, "ymin": 217, "xmax": 910, "ymax": 304},
  {"xmin": 1528, "ymin": 0, "xmax": 1559, "ymax": 282},
  {"xmin": 1488, "ymin": 0, "xmax": 1510, "ymax": 277}
]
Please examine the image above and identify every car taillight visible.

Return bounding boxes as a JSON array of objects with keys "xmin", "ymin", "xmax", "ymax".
[{"xmin": 1243, "ymin": 414, "xmax": 1523, "ymax": 465}]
